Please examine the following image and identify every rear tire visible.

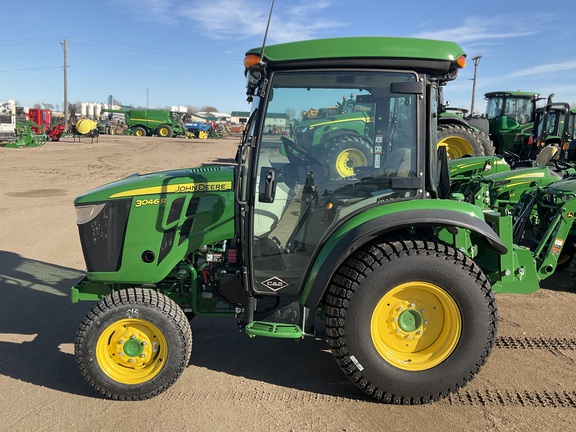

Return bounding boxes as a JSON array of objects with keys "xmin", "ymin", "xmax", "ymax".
[
  {"xmin": 324, "ymin": 134, "xmax": 373, "ymax": 179},
  {"xmin": 324, "ymin": 238, "xmax": 497, "ymax": 404},
  {"xmin": 75, "ymin": 288, "xmax": 192, "ymax": 400},
  {"xmin": 438, "ymin": 124, "xmax": 494, "ymax": 158}
]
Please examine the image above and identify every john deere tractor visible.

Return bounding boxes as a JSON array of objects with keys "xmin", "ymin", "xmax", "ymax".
[
  {"xmin": 71, "ymin": 36, "xmax": 560, "ymax": 404},
  {"xmin": 484, "ymin": 91, "xmax": 541, "ymax": 153}
]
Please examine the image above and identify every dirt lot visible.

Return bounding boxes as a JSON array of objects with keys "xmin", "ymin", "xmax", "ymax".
[{"xmin": 1, "ymin": 134, "xmax": 576, "ymax": 431}]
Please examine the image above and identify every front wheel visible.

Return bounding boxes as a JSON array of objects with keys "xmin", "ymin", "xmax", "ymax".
[
  {"xmin": 324, "ymin": 238, "xmax": 497, "ymax": 404},
  {"xmin": 75, "ymin": 288, "xmax": 192, "ymax": 400}
]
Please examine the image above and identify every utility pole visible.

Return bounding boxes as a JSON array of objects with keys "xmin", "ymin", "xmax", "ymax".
[
  {"xmin": 470, "ymin": 54, "xmax": 482, "ymax": 116},
  {"xmin": 60, "ymin": 38, "xmax": 68, "ymax": 129}
]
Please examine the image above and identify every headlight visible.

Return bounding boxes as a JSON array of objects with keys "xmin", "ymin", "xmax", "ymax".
[{"xmin": 75, "ymin": 203, "xmax": 106, "ymax": 224}]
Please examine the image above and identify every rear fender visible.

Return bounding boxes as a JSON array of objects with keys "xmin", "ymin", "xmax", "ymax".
[{"xmin": 301, "ymin": 202, "xmax": 506, "ymax": 308}]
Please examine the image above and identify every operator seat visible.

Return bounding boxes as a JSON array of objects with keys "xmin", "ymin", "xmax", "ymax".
[{"xmin": 535, "ymin": 145, "xmax": 558, "ymax": 166}]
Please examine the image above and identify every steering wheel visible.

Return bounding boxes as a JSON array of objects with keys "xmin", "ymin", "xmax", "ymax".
[
  {"xmin": 280, "ymin": 136, "xmax": 323, "ymax": 166},
  {"xmin": 554, "ymin": 159, "xmax": 573, "ymax": 172},
  {"xmin": 501, "ymin": 149, "xmax": 520, "ymax": 164}
]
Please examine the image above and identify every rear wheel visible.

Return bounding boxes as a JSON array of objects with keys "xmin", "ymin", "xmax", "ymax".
[
  {"xmin": 157, "ymin": 124, "xmax": 174, "ymax": 138},
  {"xmin": 438, "ymin": 124, "xmax": 494, "ymax": 158},
  {"xmin": 75, "ymin": 288, "xmax": 192, "ymax": 400},
  {"xmin": 324, "ymin": 134, "xmax": 373, "ymax": 179},
  {"xmin": 324, "ymin": 238, "xmax": 497, "ymax": 404}
]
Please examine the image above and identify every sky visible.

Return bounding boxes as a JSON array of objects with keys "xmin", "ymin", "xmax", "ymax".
[{"xmin": 2, "ymin": 0, "xmax": 576, "ymax": 116}]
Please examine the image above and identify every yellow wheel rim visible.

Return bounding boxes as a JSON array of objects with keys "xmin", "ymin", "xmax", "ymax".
[
  {"xmin": 335, "ymin": 148, "xmax": 368, "ymax": 177},
  {"xmin": 371, "ymin": 281, "xmax": 461, "ymax": 371},
  {"xmin": 158, "ymin": 127, "xmax": 169, "ymax": 137},
  {"xmin": 96, "ymin": 318, "xmax": 168, "ymax": 384},
  {"xmin": 135, "ymin": 129, "xmax": 144, "ymax": 137},
  {"xmin": 438, "ymin": 136, "xmax": 474, "ymax": 159}
]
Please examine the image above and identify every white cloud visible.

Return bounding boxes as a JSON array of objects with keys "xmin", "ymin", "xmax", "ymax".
[
  {"xmin": 412, "ymin": 14, "xmax": 542, "ymax": 45},
  {"xmin": 109, "ymin": 0, "xmax": 180, "ymax": 25},
  {"xmin": 178, "ymin": 0, "xmax": 347, "ymax": 42},
  {"xmin": 508, "ymin": 61, "xmax": 576, "ymax": 78}
]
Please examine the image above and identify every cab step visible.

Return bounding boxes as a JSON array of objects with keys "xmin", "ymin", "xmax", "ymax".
[{"xmin": 244, "ymin": 321, "xmax": 303, "ymax": 339}]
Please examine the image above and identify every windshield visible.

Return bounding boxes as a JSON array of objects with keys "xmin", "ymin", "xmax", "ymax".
[{"xmin": 486, "ymin": 96, "xmax": 533, "ymax": 123}]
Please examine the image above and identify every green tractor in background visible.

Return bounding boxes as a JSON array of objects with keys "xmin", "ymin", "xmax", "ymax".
[
  {"xmin": 288, "ymin": 82, "xmax": 495, "ymax": 179},
  {"xmin": 69, "ymin": 36, "xmax": 575, "ymax": 406},
  {"xmin": 438, "ymin": 91, "xmax": 540, "ymax": 162},
  {"xmin": 484, "ymin": 91, "xmax": 541, "ymax": 153}
]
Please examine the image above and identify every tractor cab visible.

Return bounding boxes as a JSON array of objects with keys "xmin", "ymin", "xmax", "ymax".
[
  {"xmin": 484, "ymin": 91, "xmax": 541, "ymax": 152},
  {"xmin": 239, "ymin": 38, "xmax": 459, "ymax": 302}
]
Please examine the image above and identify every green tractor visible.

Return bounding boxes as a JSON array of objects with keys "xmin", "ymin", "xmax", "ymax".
[
  {"xmin": 484, "ymin": 91, "xmax": 541, "ymax": 153},
  {"xmin": 71, "ymin": 36, "xmax": 561, "ymax": 404},
  {"xmin": 288, "ymin": 81, "xmax": 493, "ymax": 179},
  {"xmin": 291, "ymin": 93, "xmax": 375, "ymax": 178}
]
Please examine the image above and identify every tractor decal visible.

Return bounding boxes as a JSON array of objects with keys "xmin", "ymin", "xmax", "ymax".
[
  {"xmin": 261, "ymin": 276, "xmax": 289, "ymax": 292},
  {"xmin": 109, "ymin": 181, "xmax": 233, "ymax": 198}
]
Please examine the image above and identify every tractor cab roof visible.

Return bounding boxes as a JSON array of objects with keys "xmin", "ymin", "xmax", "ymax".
[
  {"xmin": 484, "ymin": 91, "xmax": 540, "ymax": 99},
  {"xmin": 245, "ymin": 36, "xmax": 466, "ymax": 80}
]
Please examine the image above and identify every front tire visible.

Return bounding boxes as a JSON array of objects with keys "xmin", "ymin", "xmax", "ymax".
[
  {"xmin": 75, "ymin": 288, "xmax": 192, "ymax": 400},
  {"xmin": 324, "ymin": 238, "xmax": 497, "ymax": 404}
]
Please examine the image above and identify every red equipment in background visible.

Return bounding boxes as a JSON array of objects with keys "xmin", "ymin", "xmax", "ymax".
[{"xmin": 27, "ymin": 108, "xmax": 51, "ymax": 133}]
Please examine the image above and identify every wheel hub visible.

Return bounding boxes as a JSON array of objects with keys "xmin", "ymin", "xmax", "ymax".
[
  {"xmin": 107, "ymin": 324, "xmax": 158, "ymax": 368},
  {"xmin": 388, "ymin": 301, "xmax": 428, "ymax": 345},
  {"xmin": 370, "ymin": 281, "xmax": 462, "ymax": 371},
  {"xmin": 398, "ymin": 308, "xmax": 423, "ymax": 332}
]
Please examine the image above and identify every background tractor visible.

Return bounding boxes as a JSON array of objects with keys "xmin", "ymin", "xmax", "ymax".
[
  {"xmin": 484, "ymin": 91, "xmax": 541, "ymax": 153},
  {"xmin": 437, "ymin": 105, "xmax": 494, "ymax": 158}
]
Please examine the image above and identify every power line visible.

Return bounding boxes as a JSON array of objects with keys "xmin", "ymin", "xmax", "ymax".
[{"xmin": 0, "ymin": 66, "xmax": 61, "ymax": 72}]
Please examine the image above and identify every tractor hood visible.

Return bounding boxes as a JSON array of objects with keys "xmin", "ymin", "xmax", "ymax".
[
  {"xmin": 74, "ymin": 166, "xmax": 235, "ymax": 204},
  {"xmin": 74, "ymin": 165, "xmax": 236, "ymax": 284},
  {"xmin": 483, "ymin": 165, "xmax": 551, "ymax": 184},
  {"xmin": 544, "ymin": 177, "xmax": 576, "ymax": 194},
  {"xmin": 449, "ymin": 155, "xmax": 509, "ymax": 178}
]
